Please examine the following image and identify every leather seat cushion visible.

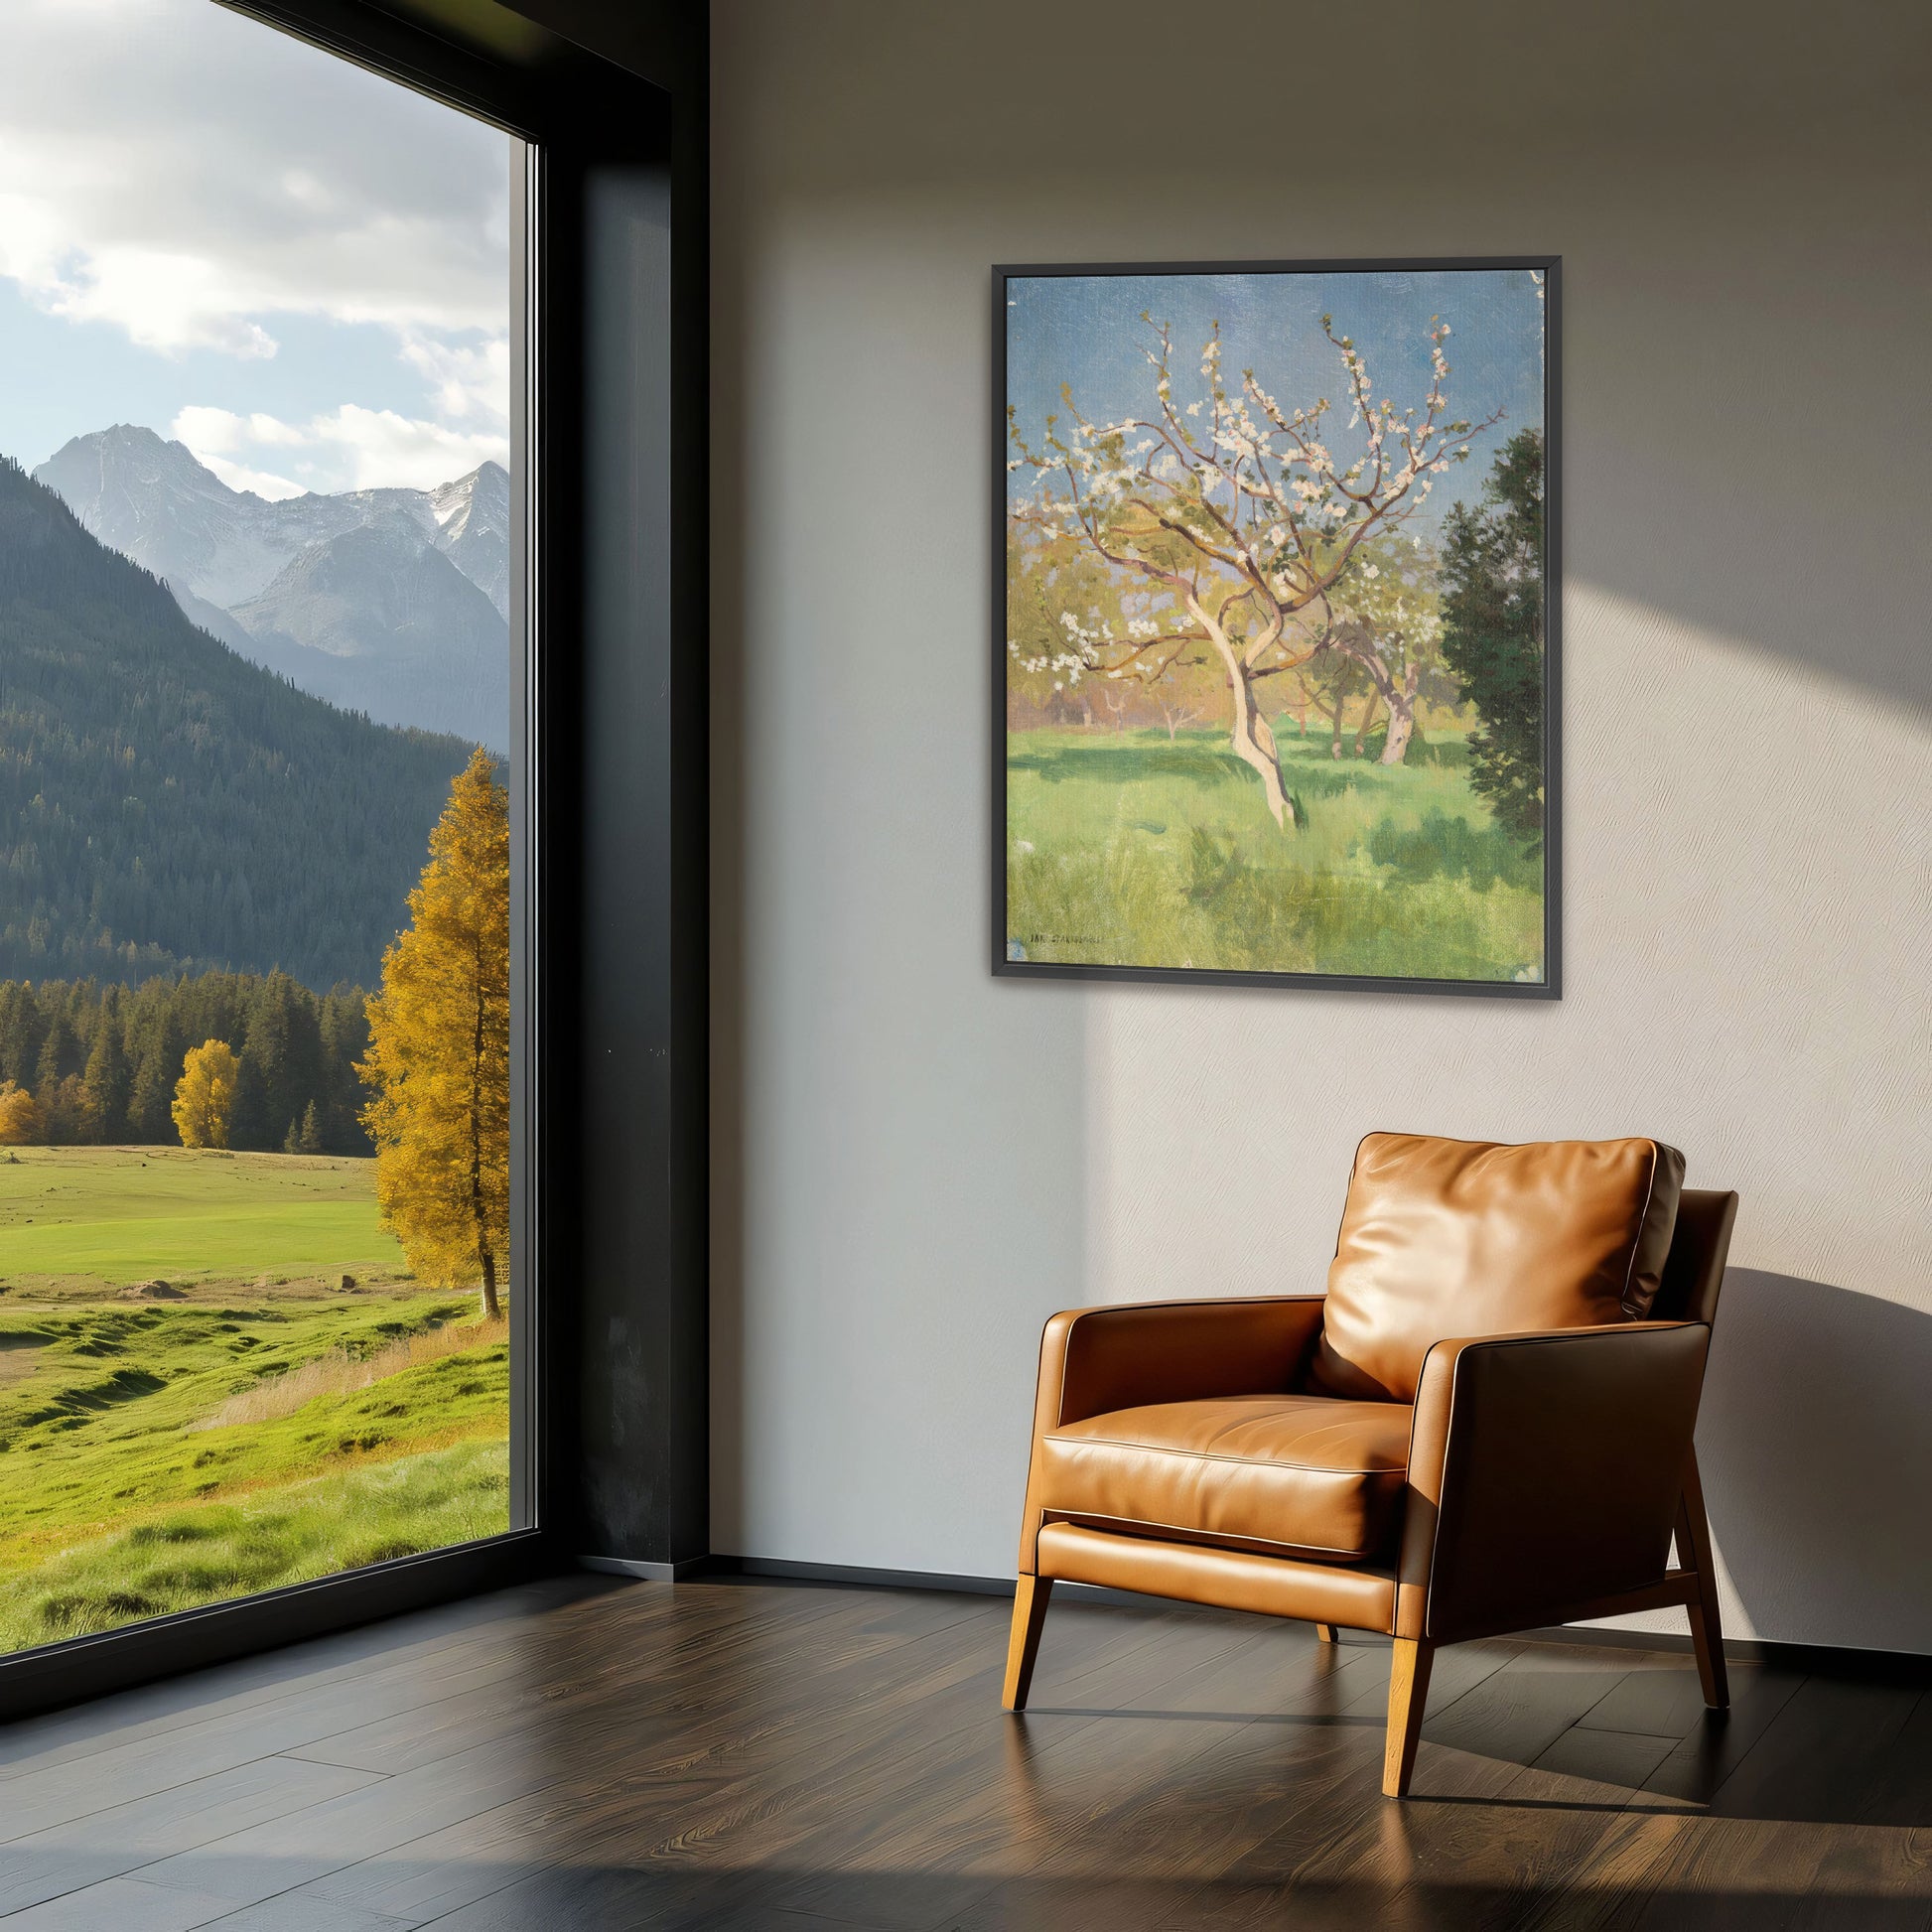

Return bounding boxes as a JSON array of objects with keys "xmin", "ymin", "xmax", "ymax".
[
  {"xmin": 1035, "ymin": 1394, "xmax": 1412, "ymax": 1564},
  {"xmin": 1308, "ymin": 1133, "xmax": 1687, "ymax": 1404}
]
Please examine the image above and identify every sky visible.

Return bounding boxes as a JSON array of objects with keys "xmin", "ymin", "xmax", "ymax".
[
  {"xmin": 0, "ymin": 0, "xmax": 514, "ymax": 496},
  {"xmin": 1006, "ymin": 266, "xmax": 1546, "ymax": 538}
]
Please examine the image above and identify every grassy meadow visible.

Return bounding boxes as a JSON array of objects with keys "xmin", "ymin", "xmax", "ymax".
[
  {"xmin": 0, "ymin": 1145, "xmax": 410, "ymax": 1287},
  {"xmin": 1006, "ymin": 723, "xmax": 1544, "ymax": 984},
  {"xmin": 0, "ymin": 1147, "xmax": 509, "ymax": 1650}
]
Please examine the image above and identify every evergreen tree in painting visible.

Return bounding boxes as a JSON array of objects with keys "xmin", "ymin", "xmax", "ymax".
[{"xmin": 1440, "ymin": 430, "xmax": 1546, "ymax": 846}]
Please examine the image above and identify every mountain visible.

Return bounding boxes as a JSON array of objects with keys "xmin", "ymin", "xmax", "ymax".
[
  {"xmin": 430, "ymin": 461, "xmax": 510, "ymax": 618},
  {"xmin": 35, "ymin": 426, "xmax": 393, "ymax": 609},
  {"xmin": 33, "ymin": 428, "xmax": 510, "ymax": 743},
  {"xmin": 172, "ymin": 582, "xmax": 261, "ymax": 657},
  {"xmin": 0, "ymin": 457, "xmax": 476, "ymax": 989},
  {"xmin": 231, "ymin": 514, "xmax": 509, "ymax": 749}
]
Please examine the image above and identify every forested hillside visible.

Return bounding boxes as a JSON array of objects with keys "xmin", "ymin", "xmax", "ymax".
[
  {"xmin": 0, "ymin": 458, "xmax": 476, "ymax": 987},
  {"xmin": 0, "ymin": 971, "xmax": 371, "ymax": 1154}
]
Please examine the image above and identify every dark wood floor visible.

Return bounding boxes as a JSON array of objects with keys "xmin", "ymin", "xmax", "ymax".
[{"xmin": 1, "ymin": 1575, "xmax": 1928, "ymax": 1930}]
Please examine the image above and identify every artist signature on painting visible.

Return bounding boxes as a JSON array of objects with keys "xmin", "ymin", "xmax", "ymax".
[{"xmin": 1007, "ymin": 935, "xmax": 1095, "ymax": 960}]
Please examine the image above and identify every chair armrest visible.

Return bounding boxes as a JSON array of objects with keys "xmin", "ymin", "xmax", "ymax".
[
  {"xmin": 1033, "ymin": 1297, "xmax": 1327, "ymax": 1435},
  {"xmin": 1016, "ymin": 1298, "xmax": 1325, "ymax": 1575},
  {"xmin": 1396, "ymin": 1320, "xmax": 1710, "ymax": 1641}
]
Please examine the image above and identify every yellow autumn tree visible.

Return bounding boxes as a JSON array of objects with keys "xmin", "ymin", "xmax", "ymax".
[
  {"xmin": 358, "ymin": 749, "xmax": 510, "ymax": 1318},
  {"xmin": 172, "ymin": 1040, "xmax": 239, "ymax": 1149},
  {"xmin": 0, "ymin": 1079, "xmax": 42, "ymax": 1146}
]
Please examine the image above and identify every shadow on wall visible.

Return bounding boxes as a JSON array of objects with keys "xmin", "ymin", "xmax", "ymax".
[
  {"xmin": 1701, "ymin": 1270, "xmax": 1932, "ymax": 1657},
  {"xmin": 714, "ymin": 0, "xmax": 1932, "ymax": 721}
]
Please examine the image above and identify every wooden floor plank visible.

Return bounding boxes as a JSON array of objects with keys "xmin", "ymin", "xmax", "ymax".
[
  {"xmin": 0, "ymin": 1875, "xmax": 248, "ymax": 1932},
  {"xmin": 411, "ymin": 1600, "xmax": 1283, "ymax": 1930},
  {"xmin": 198, "ymin": 1895, "xmax": 424, "ymax": 1931},
  {"xmin": 1572, "ymin": 1651, "xmax": 1748, "ymax": 1741},
  {"xmin": 282, "ymin": 1576, "xmax": 875, "ymax": 1776},
  {"xmin": 937, "ymin": 1639, "xmax": 1395, "ymax": 1931},
  {"xmin": 1856, "ymin": 1692, "xmax": 1932, "ymax": 1831},
  {"xmin": 771, "ymin": 1617, "xmax": 1376, "ymax": 1928},
  {"xmin": 0, "ymin": 1580, "xmax": 610, "ymax": 1782},
  {"xmin": 1220, "ymin": 1643, "xmax": 1654, "ymax": 1932},
  {"xmin": 0, "ymin": 1756, "xmax": 384, "ymax": 1918},
  {"xmin": 133, "ymin": 1587, "xmax": 1011, "ymax": 1924},
  {"xmin": 1526, "ymin": 1725, "xmax": 1680, "ymax": 1794},
  {"xmin": 0, "ymin": 1577, "xmax": 1926, "ymax": 1932},
  {"xmin": 289, "ymin": 1596, "xmax": 1192, "ymax": 1927},
  {"xmin": 1705, "ymin": 1676, "xmax": 1919, "ymax": 1823},
  {"xmin": 1636, "ymin": 1659, "xmax": 1808, "ymax": 1811},
  {"xmin": 1573, "ymin": 1678, "xmax": 1932, "ymax": 1932},
  {"xmin": 0, "ymin": 1579, "xmax": 661, "ymax": 1833},
  {"xmin": 0, "ymin": 1651, "xmax": 524, "ymax": 1844}
]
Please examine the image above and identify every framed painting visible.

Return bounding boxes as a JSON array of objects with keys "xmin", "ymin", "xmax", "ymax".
[{"xmin": 993, "ymin": 256, "xmax": 1560, "ymax": 997}]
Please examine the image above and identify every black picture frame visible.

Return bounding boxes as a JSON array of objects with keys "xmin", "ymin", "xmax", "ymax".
[{"xmin": 991, "ymin": 255, "xmax": 1561, "ymax": 1000}]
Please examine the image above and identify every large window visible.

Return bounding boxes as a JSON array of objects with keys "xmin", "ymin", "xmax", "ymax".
[{"xmin": 0, "ymin": 0, "xmax": 528, "ymax": 1652}]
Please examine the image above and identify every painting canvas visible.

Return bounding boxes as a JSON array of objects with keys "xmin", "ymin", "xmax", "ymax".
[{"xmin": 996, "ymin": 258, "xmax": 1558, "ymax": 996}]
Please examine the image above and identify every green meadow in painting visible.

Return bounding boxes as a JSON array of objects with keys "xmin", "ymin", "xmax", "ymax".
[{"xmin": 1001, "ymin": 263, "xmax": 1553, "ymax": 989}]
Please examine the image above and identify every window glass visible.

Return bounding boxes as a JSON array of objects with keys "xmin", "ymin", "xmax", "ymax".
[{"xmin": 0, "ymin": 0, "xmax": 523, "ymax": 1652}]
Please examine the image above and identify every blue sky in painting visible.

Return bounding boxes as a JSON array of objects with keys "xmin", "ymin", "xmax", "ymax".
[{"xmin": 1005, "ymin": 267, "xmax": 1544, "ymax": 531}]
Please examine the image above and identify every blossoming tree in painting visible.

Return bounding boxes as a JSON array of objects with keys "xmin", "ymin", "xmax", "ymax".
[
  {"xmin": 1007, "ymin": 314, "xmax": 1499, "ymax": 827},
  {"xmin": 1308, "ymin": 535, "xmax": 1448, "ymax": 767}
]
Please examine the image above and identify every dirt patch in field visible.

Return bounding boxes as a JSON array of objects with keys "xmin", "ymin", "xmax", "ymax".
[
  {"xmin": 0, "ymin": 1334, "xmax": 49, "ymax": 1387},
  {"xmin": 1, "ymin": 1271, "xmax": 418, "ymax": 1310}
]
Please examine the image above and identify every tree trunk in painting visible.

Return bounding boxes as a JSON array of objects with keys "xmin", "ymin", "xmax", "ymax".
[
  {"xmin": 1206, "ymin": 632, "xmax": 1294, "ymax": 829},
  {"xmin": 1353, "ymin": 692, "xmax": 1381, "ymax": 758},
  {"xmin": 1379, "ymin": 691, "xmax": 1417, "ymax": 766}
]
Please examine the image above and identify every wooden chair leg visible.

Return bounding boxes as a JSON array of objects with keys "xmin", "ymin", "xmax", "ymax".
[
  {"xmin": 1382, "ymin": 1638, "xmax": 1434, "ymax": 1799},
  {"xmin": 1313, "ymin": 1622, "xmax": 1338, "ymax": 1644},
  {"xmin": 1677, "ymin": 1448, "xmax": 1729, "ymax": 1710},
  {"xmin": 1003, "ymin": 1575, "xmax": 1053, "ymax": 1712}
]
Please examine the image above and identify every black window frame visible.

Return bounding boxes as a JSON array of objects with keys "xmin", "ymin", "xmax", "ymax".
[{"xmin": 0, "ymin": 0, "xmax": 709, "ymax": 1721}]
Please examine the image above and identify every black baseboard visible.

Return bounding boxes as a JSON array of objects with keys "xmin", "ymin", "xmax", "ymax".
[
  {"xmin": 697, "ymin": 1554, "xmax": 1017, "ymax": 1596},
  {"xmin": 685, "ymin": 1554, "xmax": 1932, "ymax": 1680},
  {"xmin": 0, "ymin": 1528, "xmax": 554, "ymax": 1724},
  {"xmin": 579, "ymin": 1553, "xmax": 711, "ymax": 1583}
]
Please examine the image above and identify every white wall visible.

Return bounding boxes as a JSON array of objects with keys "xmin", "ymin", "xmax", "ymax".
[{"xmin": 710, "ymin": 0, "xmax": 1932, "ymax": 1650}]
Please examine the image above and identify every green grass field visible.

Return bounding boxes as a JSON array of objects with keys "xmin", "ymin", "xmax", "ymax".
[
  {"xmin": 0, "ymin": 1145, "xmax": 407, "ymax": 1288},
  {"xmin": 1006, "ymin": 724, "xmax": 1544, "ymax": 983},
  {"xmin": 0, "ymin": 1149, "xmax": 508, "ymax": 1651}
]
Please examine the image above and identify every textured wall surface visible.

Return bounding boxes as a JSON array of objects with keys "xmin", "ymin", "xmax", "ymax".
[{"xmin": 710, "ymin": 0, "xmax": 1931, "ymax": 1648}]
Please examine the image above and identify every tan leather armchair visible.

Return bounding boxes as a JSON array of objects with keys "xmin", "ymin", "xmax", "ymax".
[{"xmin": 1003, "ymin": 1133, "xmax": 1737, "ymax": 1798}]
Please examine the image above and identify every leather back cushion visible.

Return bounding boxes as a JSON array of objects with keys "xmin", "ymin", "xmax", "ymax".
[{"xmin": 1306, "ymin": 1133, "xmax": 1687, "ymax": 1403}]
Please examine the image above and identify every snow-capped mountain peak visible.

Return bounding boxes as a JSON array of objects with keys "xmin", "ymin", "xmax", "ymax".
[
  {"xmin": 430, "ymin": 459, "xmax": 508, "ymax": 534},
  {"xmin": 34, "ymin": 428, "xmax": 507, "ymax": 617},
  {"xmin": 426, "ymin": 461, "xmax": 509, "ymax": 615},
  {"xmin": 31, "ymin": 426, "xmax": 512, "ymax": 746}
]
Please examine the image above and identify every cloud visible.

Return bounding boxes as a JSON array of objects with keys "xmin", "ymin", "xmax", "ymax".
[
  {"xmin": 168, "ymin": 405, "xmax": 306, "ymax": 497},
  {"xmin": 308, "ymin": 404, "xmax": 509, "ymax": 492},
  {"xmin": 195, "ymin": 455, "xmax": 310, "ymax": 501},
  {"xmin": 0, "ymin": 0, "xmax": 511, "ymax": 356},
  {"xmin": 171, "ymin": 406, "xmax": 303, "ymax": 454},
  {"xmin": 172, "ymin": 403, "xmax": 508, "ymax": 497},
  {"xmin": 2, "ymin": 0, "xmax": 513, "ymax": 491},
  {"xmin": 397, "ymin": 333, "xmax": 511, "ymax": 425}
]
